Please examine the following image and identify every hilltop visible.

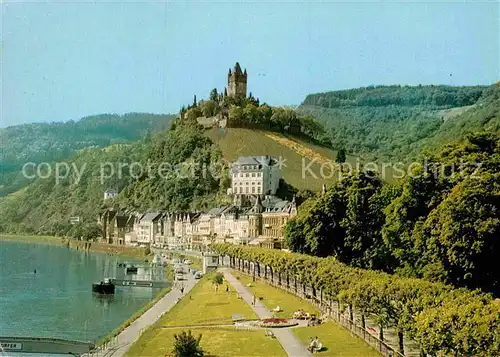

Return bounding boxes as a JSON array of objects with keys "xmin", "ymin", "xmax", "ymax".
[{"xmin": 0, "ymin": 113, "xmax": 175, "ymax": 196}]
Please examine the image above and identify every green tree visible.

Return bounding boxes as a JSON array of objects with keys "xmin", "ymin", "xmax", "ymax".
[
  {"xmin": 172, "ymin": 330, "xmax": 204, "ymax": 357},
  {"xmin": 209, "ymin": 88, "xmax": 218, "ymax": 102},
  {"xmin": 212, "ymin": 272, "xmax": 224, "ymax": 286},
  {"xmin": 336, "ymin": 148, "xmax": 346, "ymax": 164}
]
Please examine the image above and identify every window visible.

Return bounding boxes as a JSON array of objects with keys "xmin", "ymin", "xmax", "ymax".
[
  {"xmin": 251, "ymin": 173, "xmax": 255, "ymax": 177},
  {"xmin": 257, "ymin": 181, "xmax": 261, "ymax": 185},
  {"xmin": 246, "ymin": 182, "xmax": 249, "ymax": 185},
  {"xmin": 257, "ymin": 173, "xmax": 262, "ymax": 177},
  {"xmin": 252, "ymin": 187, "xmax": 255, "ymax": 193},
  {"xmin": 245, "ymin": 187, "xmax": 249, "ymax": 193},
  {"xmin": 257, "ymin": 187, "xmax": 261, "ymax": 193},
  {"xmin": 245, "ymin": 173, "xmax": 249, "ymax": 177},
  {"xmin": 252, "ymin": 182, "xmax": 255, "ymax": 185}
]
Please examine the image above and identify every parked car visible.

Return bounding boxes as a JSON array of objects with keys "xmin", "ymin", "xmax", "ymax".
[
  {"xmin": 184, "ymin": 259, "xmax": 191, "ymax": 265},
  {"xmin": 175, "ymin": 273, "xmax": 184, "ymax": 281},
  {"xmin": 194, "ymin": 271, "xmax": 202, "ymax": 279}
]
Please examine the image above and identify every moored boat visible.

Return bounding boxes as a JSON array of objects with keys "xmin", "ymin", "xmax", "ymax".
[
  {"xmin": 126, "ymin": 265, "xmax": 138, "ymax": 274},
  {"xmin": 92, "ymin": 278, "xmax": 115, "ymax": 294}
]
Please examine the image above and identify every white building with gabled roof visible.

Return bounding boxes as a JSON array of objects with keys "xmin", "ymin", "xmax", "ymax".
[
  {"xmin": 104, "ymin": 188, "xmax": 118, "ymax": 200},
  {"xmin": 231, "ymin": 155, "xmax": 281, "ymax": 198}
]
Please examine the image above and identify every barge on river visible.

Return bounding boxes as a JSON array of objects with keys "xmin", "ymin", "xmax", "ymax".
[{"xmin": 92, "ymin": 278, "xmax": 115, "ymax": 294}]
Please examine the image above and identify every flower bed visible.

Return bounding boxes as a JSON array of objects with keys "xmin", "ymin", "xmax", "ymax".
[{"xmin": 258, "ymin": 318, "xmax": 298, "ymax": 328}]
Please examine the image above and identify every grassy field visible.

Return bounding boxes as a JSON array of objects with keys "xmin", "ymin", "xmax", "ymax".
[
  {"xmin": 206, "ymin": 128, "xmax": 343, "ymax": 190},
  {"xmin": 206, "ymin": 127, "xmax": 398, "ymax": 187},
  {"xmin": 161, "ymin": 272, "xmax": 257, "ymax": 326},
  {"xmin": 294, "ymin": 323, "xmax": 381, "ymax": 357},
  {"xmin": 233, "ymin": 271, "xmax": 381, "ymax": 357},
  {"xmin": 125, "ymin": 273, "xmax": 286, "ymax": 357},
  {"xmin": 232, "ymin": 271, "xmax": 319, "ymax": 318}
]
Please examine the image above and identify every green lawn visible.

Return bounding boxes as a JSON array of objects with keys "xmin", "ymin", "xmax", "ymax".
[
  {"xmin": 125, "ymin": 273, "xmax": 286, "ymax": 357},
  {"xmin": 206, "ymin": 128, "xmax": 340, "ymax": 190},
  {"xmin": 160, "ymin": 273, "xmax": 257, "ymax": 326},
  {"xmin": 232, "ymin": 271, "xmax": 319, "ymax": 318},
  {"xmin": 294, "ymin": 323, "xmax": 381, "ymax": 357},
  {"xmin": 233, "ymin": 271, "xmax": 381, "ymax": 357},
  {"xmin": 127, "ymin": 326, "xmax": 286, "ymax": 357}
]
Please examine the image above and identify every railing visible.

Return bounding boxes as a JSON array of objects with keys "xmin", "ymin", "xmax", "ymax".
[{"xmin": 224, "ymin": 257, "xmax": 407, "ymax": 357}]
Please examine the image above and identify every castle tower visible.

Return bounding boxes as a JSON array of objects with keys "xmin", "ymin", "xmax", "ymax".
[{"xmin": 227, "ymin": 62, "xmax": 247, "ymax": 99}]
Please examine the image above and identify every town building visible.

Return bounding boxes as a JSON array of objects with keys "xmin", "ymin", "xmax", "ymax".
[
  {"xmin": 134, "ymin": 212, "xmax": 162, "ymax": 245},
  {"xmin": 98, "ymin": 153, "xmax": 297, "ymax": 250},
  {"xmin": 98, "ymin": 209, "xmax": 133, "ymax": 244},
  {"xmin": 231, "ymin": 156, "xmax": 281, "ymax": 199},
  {"xmin": 103, "ymin": 188, "xmax": 118, "ymax": 200}
]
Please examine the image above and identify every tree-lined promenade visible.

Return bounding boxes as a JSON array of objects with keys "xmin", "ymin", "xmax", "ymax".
[{"xmin": 212, "ymin": 243, "xmax": 500, "ymax": 356}]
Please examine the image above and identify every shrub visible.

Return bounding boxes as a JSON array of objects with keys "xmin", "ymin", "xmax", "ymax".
[{"xmin": 172, "ymin": 330, "xmax": 204, "ymax": 357}]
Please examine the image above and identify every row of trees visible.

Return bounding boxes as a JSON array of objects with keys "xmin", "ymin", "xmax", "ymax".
[
  {"xmin": 285, "ymin": 132, "xmax": 500, "ymax": 297},
  {"xmin": 212, "ymin": 243, "xmax": 500, "ymax": 356}
]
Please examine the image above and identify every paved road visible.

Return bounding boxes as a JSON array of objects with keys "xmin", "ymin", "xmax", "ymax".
[
  {"xmin": 223, "ymin": 269, "xmax": 312, "ymax": 357},
  {"xmin": 88, "ymin": 265, "xmax": 198, "ymax": 357}
]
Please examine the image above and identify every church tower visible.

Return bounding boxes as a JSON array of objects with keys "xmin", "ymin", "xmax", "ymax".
[{"xmin": 227, "ymin": 62, "xmax": 247, "ymax": 99}]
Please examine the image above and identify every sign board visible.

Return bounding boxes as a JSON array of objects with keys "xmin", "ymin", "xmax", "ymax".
[{"xmin": 1, "ymin": 342, "xmax": 22, "ymax": 350}]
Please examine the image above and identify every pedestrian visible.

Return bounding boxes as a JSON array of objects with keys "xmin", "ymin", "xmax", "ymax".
[
  {"xmin": 225, "ymin": 285, "xmax": 229, "ymax": 293},
  {"xmin": 252, "ymin": 295, "xmax": 255, "ymax": 306},
  {"xmin": 180, "ymin": 286, "xmax": 184, "ymax": 294}
]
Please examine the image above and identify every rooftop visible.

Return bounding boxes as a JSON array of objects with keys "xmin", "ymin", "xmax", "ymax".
[{"xmin": 232, "ymin": 156, "xmax": 276, "ymax": 167}]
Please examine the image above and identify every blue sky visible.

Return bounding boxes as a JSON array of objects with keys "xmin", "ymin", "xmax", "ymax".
[{"xmin": 2, "ymin": 0, "xmax": 498, "ymax": 127}]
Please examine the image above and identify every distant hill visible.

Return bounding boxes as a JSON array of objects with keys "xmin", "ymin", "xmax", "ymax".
[
  {"xmin": 0, "ymin": 113, "xmax": 175, "ymax": 196},
  {"xmin": 299, "ymin": 84, "xmax": 498, "ymax": 162}
]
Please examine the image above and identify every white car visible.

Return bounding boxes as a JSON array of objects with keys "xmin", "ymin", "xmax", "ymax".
[{"xmin": 175, "ymin": 273, "xmax": 184, "ymax": 281}]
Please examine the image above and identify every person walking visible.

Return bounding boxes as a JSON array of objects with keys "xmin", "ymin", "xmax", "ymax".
[{"xmin": 251, "ymin": 295, "xmax": 256, "ymax": 306}]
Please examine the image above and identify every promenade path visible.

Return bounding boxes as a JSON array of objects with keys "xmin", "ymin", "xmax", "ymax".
[
  {"xmin": 223, "ymin": 269, "xmax": 312, "ymax": 357},
  {"xmin": 87, "ymin": 267, "xmax": 198, "ymax": 357}
]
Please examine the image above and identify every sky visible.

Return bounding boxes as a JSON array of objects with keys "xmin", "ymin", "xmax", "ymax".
[{"xmin": 1, "ymin": 0, "xmax": 499, "ymax": 127}]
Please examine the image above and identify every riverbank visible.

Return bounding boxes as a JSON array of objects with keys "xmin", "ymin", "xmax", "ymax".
[
  {"xmin": 0, "ymin": 234, "xmax": 152, "ymax": 260},
  {"xmin": 92, "ymin": 268, "xmax": 199, "ymax": 357}
]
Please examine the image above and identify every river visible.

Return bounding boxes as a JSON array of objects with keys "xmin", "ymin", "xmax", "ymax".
[{"xmin": 0, "ymin": 240, "xmax": 163, "ymax": 349}]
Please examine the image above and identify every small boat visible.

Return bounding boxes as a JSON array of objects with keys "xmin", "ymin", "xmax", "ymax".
[
  {"xmin": 126, "ymin": 265, "xmax": 138, "ymax": 274},
  {"xmin": 92, "ymin": 278, "xmax": 115, "ymax": 294}
]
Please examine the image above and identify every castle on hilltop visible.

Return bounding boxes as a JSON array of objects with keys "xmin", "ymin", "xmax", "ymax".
[{"xmin": 227, "ymin": 62, "xmax": 247, "ymax": 98}]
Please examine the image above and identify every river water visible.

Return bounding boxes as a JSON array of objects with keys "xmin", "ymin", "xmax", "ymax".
[{"xmin": 0, "ymin": 240, "xmax": 162, "ymax": 349}]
